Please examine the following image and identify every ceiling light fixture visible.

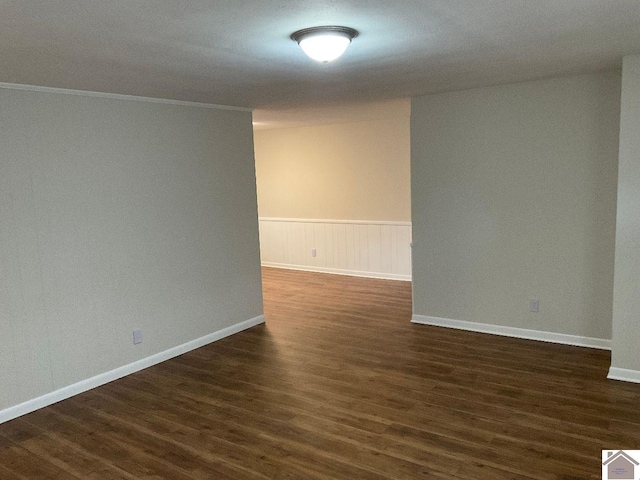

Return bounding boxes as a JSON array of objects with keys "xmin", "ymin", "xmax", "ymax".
[{"xmin": 291, "ymin": 26, "xmax": 358, "ymax": 63}]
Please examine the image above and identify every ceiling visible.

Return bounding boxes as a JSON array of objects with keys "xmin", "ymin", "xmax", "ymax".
[
  {"xmin": 0, "ymin": 1, "xmax": 638, "ymax": 110},
  {"xmin": 253, "ymin": 98, "xmax": 410, "ymax": 130}
]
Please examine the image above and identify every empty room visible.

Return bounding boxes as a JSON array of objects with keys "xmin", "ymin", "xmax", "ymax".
[{"xmin": 0, "ymin": 2, "xmax": 639, "ymax": 479}]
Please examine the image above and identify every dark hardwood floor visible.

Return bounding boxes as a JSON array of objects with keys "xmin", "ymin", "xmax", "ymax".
[{"xmin": 1, "ymin": 267, "xmax": 639, "ymax": 479}]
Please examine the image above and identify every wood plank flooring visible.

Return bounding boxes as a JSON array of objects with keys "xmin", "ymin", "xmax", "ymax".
[{"xmin": 1, "ymin": 267, "xmax": 639, "ymax": 479}]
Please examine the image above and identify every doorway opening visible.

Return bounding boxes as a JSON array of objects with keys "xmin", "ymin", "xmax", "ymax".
[{"xmin": 252, "ymin": 99, "xmax": 412, "ymax": 305}]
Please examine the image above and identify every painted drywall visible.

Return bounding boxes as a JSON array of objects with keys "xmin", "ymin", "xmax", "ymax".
[
  {"xmin": 611, "ymin": 55, "xmax": 640, "ymax": 373},
  {"xmin": 411, "ymin": 72, "xmax": 620, "ymax": 340},
  {"xmin": 0, "ymin": 87, "xmax": 263, "ymax": 412},
  {"xmin": 253, "ymin": 102, "xmax": 411, "ymax": 222}
]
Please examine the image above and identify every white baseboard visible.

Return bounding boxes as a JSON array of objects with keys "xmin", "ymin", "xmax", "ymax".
[
  {"xmin": 607, "ymin": 367, "xmax": 640, "ymax": 384},
  {"xmin": 411, "ymin": 314, "xmax": 611, "ymax": 350},
  {"xmin": 262, "ymin": 262, "xmax": 412, "ymax": 281},
  {"xmin": 0, "ymin": 315, "xmax": 265, "ymax": 425}
]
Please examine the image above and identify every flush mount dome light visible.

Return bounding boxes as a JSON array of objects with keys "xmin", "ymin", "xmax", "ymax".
[{"xmin": 291, "ymin": 26, "xmax": 358, "ymax": 63}]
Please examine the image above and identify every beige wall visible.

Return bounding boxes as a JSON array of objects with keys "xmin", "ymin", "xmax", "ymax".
[
  {"xmin": 0, "ymin": 88, "xmax": 263, "ymax": 412},
  {"xmin": 254, "ymin": 104, "xmax": 411, "ymax": 222},
  {"xmin": 411, "ymin": 72, "xmax": 621, "ymax": 340},
  {"xmin": 611, "ymin": 55, "xmax": 640, "ymax": 375}
]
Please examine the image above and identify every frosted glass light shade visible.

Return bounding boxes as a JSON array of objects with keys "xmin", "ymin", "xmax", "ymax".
[
  {"xmin": 291, "ymin": 26, "xmax": 358, "ymax": 63},
  {"xmin": 299, "ymin": 34, "xmax": 351, "ymax": 62}
]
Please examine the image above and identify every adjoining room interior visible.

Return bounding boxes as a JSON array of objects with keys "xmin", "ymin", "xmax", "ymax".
[
  {"xmin": 252, "ymin": 99, "xmax": 412, "ymax": 282},
  {"xmin": 0, "ymin": 1, "xmax": 639, "ymax": 478}
]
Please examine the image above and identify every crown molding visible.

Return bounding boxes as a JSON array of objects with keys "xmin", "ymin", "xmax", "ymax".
[{"xmin": 0, "ymin": 82, "xmax": 253, "ymax": 112}]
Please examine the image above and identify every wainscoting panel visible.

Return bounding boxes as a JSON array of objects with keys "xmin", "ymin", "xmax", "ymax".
[{"xmin": 258, "ymin": 218, "xmax": 412, "ymax": 280}]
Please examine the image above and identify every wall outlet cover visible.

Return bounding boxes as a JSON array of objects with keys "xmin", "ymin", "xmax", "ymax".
[
  {"xmin": 133, "ymin": 329, "xmax": 143, "ymax": 345},
  {"xmin": 530, "ymin": 299, "xmax": 539, "ymax": 313}
]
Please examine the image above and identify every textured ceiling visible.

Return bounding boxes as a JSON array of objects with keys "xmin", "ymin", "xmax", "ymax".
[{"xmin": 0, "ymin": 1, "xmax": 638, "ymax": 109}]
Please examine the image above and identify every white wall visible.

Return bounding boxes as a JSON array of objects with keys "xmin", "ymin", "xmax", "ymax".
[
  {"xmin": 0, "ymin": 87, "xmax": 263, "ymax": 415},
  {"xmin": 411, "ymin": 72, "xmax": 621, "ymax": 343},
  {"xmin": 610, "ymin": 55, "xmax": 640, "ymax": 381}
]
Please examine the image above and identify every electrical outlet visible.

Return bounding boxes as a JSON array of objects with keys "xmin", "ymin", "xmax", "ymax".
[
  {"xmin": 311, "ymin": 248, "xmax": 317, "ymax": 257},
  {"xmin": 529, "ymin": 299, "xmax": 539, "ymax": 313},
  {"xmin": 133, "ymin": 329, "xmax": 143, "ymax": 345}
]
